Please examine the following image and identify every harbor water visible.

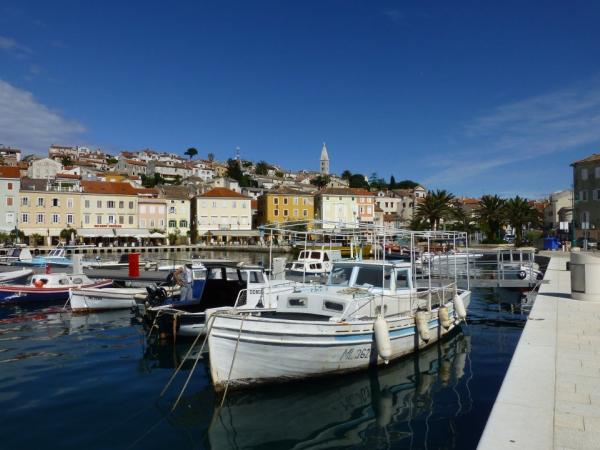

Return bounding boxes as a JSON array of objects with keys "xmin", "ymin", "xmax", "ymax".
[{"xmin": 0, "ymin": 252, "xmax": 527, "ymax": 450}]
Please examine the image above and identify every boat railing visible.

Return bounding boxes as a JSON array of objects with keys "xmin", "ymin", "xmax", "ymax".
[{"xmin": 414, "ymin": 282, "xmax": 457, "ymax": 311}]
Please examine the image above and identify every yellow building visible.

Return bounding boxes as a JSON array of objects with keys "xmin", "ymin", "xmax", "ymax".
[
  {"xmin": 79, "ymin": 181, "xmax": 140, "ymax": 243},
  {"xmin": 258, "ymin": 186, "xmax": 315, "ymax": 225},
  {"xmin": 19, "ymin": 178, "xmax": 81, "ymax": 245}
]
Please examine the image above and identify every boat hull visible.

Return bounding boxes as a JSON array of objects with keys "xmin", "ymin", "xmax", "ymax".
[
  {"xmin": 70, "ymin": 288, "xmax": 146, "ymax": 312},
  {"xmin": 208, "ymin": 292, "xmax": 470, "ymax": 391},
  {"xmin": 0, "ymin": 269, "xmax": 33, "ymax": 284},
  {"xmin": 0, "ymin": 280, "xmax": 113, "ymax": 303}
]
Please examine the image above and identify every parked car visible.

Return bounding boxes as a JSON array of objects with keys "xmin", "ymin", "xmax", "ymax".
[
  {"xmin": 503, "ymin": 234, "xmax": 516, "ymax": 244},
  {"xmin": 576, "ymin": 237, "xmax": 598, "ymax": 249}
]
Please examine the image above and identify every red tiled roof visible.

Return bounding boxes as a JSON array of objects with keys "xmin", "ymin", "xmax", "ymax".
[
  {"xmin": 124, "ymin": 159, "xmax": 147, "ymax": 166},
  {"xmin": 81, "ymin": 180, "xmax": 138, "ymax": 195},
  {"xmin": 56, "ymin": 172, "xmax": 81, "ymax": 179},
  {"xmin": 573, "ymin": 153, "xmax": 600, "ymax": 165},
  {"xmin": 0, "ymin": 166, "xmax": 21, "ymax": 178},
  {"xmin": 200, "ymin": 187, "xmax": 250, "ymax": 199},
  {"xmin": 135, "ymin": 187, "xmax": 159, "ymax": 196},
  {"xmin": 351, "ymin": 188, "xmax": 374, "ymax": 196}
]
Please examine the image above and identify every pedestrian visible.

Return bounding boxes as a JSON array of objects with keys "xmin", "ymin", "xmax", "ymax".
[{"xmin": 178, "ymin": 264, "xmax": 194, "ymax": 302}]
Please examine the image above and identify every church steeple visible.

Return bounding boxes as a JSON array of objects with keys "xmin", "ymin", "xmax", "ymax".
[{"xmin": 320, "ymin": 142, "xmax": 329, "ymax": 175}]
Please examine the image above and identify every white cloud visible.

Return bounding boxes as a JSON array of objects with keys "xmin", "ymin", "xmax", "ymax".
[
  {"xmin": 0, "ymin": 35, "xmax": 32, "ymax": 57},
  {"xmin": 0, "ymin": 79, "xmax": 86, "ymax": 154},
  {"xmin": 425, "ymin": 77, "xmax": 600, "ymax": 186},
  {"xmin": 383, "ymin": 9, "xmax": 404, "ymax": 23}
]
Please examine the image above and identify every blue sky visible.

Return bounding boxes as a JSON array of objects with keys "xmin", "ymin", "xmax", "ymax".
[{"xmin": 1, "ymin": 0, "xmax": 600, "ymax": 197}]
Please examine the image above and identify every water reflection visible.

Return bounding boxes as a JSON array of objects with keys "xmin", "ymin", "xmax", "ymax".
[{"xmin": 153, "ymin": 331, "xmax": 472, "ymax": 450}]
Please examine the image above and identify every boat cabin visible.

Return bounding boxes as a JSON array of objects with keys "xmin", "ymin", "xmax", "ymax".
[
  {"xmin": 289, "ymin": 249, "xmax": 342, "ymax": 274},
  {"xmin": 29, "ymin": 273, "xmax": 92, "ymax": 288}
]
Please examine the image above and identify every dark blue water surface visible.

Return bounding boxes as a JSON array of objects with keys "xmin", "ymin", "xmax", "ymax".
[{"xmin": 0, "ymin": 288, "xmax": 526, "ymax": 450}]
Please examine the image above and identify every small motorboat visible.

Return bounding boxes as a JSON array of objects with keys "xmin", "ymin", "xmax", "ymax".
[
  {"xmin": 0, "ymin": 268, "xmax": 33, "ymax": 283},
  {"xmin": 0, "ymin": 273, "xmax": 112, "ymax": 303},
  {"xmin": 69, "ymin": 287, "xmax": 148, "ymax": 312},
  {"xmin": 83, "ymin": 254, "xmax": 130, "ymax": 270},
  {"xmin": 14, "ymin": 244, "xmax": 72, "ymax": 268},
  {"xmin": 286, "ymin": 249, "xmax": 342, "ymax": 276}
]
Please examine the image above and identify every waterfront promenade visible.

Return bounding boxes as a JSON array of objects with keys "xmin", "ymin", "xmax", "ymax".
[{"xmin": 478, "ymin": 253, "xmax": 600, "ymax": 449}]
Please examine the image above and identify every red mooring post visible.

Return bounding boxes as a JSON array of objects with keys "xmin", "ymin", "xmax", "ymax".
[{"xmin": 128, "ymin": 253, "xmax": 140, "ymax": 278}]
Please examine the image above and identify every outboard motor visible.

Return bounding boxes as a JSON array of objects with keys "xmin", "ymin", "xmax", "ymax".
[{"xmin": 146, "ymin": 285, "xmax": 168, "ymax": 306}]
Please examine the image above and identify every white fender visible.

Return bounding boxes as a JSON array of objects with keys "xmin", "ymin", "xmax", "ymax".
[
  {"xmin": 454, "ymin": 294, "xmax": 467, "ymax": 321},
  {"xmin": 438, "ymin": 306, "xmax": 450, "ymax": 329},
  {"xmin": 415, "ymin": 311, "xmax": 430, "ymax": 342},
  {"xmin": 374, "ymin": 315, "xmax": 392, "ymax": 363}
]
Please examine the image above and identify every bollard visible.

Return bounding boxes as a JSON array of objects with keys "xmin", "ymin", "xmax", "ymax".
[{"xmin": 129, "ymin": 253, "xmax": 140, "ymax": 278}]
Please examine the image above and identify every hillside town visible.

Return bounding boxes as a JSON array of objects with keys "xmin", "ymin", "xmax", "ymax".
[{"xmin": 0, "ymin": 142, "xmax": 579, "ymax": 248}]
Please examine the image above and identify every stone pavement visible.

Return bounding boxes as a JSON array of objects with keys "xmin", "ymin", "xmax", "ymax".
[{"xmin": 478, "ymin": 254, "xmax": 600, "ymax": 450}]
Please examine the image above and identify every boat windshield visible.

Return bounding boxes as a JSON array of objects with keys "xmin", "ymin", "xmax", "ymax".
[
  {"xmin": 354, "ymin": 266, "xmax": 392, "ymax": 289},
  {"xmin": 328, "ymin": 266, "xmax": 353, "ymax": 286}
]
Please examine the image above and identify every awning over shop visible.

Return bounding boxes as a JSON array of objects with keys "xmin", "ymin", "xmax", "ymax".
[
  {"xmin": 150, "ymin": 232, "xmax": 166, "ymax": 239},
  {"xmin": 114, "ymin": 229, "xmax": 149, "ymax": 238},
  {"xmin": 203, "ymin": 230, "xmax": 260, "ymax": 237},
  {"xmin": 77, "ymin": 228, "xmax": 115, "ymax": 237}
]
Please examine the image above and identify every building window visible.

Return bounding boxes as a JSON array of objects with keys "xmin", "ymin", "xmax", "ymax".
[
  {"xmin": 37, "ymin": 197, "xmax": 44, "ymax": 207},
  {"xmin": 179, "ymin": 220, "xmax": 188, "ymax": 228},
  {"xmin": 129, "ymin": 201, "xmax": 134, "ymax": 209},
  {"xmin": 283, "ymin": 209, "xmax": 289, "ymax": 217},
  {"xmin": 85, "ymin": 200, "xmax": 90, "ymax": 208},
  {"xmin": 128, "ymin": 215, "xmax": 134, "ymax": 225},
  {"xmin": 232, "ymin": 201, "xmax": 236, "ymax": 208},
  {"xmin": 140, "ymin": 219, "xmax": 146, "ymax": 227},
  {"xmin": 212, "ymin": 201, "xmax": 217, "ymax": 208},
  {"xmin": 119, "ymin": 201, "xmax": 124, "ymax": 209},
  {"xmin": 582, "ymin": 168, "xmax": 589, "ymax": 180},
  {"xmin": 21, "ymin": 197, "xmax": 29, "ymax": 206},
  {"xmin": 293, "ymin": 197, "xmax": 299, "ymax": 205},
  {"xmin": 107, "ymin": 201, "xmax": 115, "ymax": 208},
  {"xmin": 303, "ymin": 209, "xmax": 308, "ymax": 217},
  {"xmin": 150, "ymin": 219, "xmax": 155, "ymax": 227},
  {"xmin": 36, "ymin": 213, "xmax": 44, "ymax": 224},
  {"xmin": 303, "ymin": 198, "xmax": 308, "ymax": 205},
  {"xmin": 169, "ymin": 207, "xmax": 176, "ymax": 214},
  {"xmin": 21, "ymin": 213, "xmax": 29, "ymax": 223},
  {"xmin": 108, "ymin": 215, "xmax": 115, "ymax": 224},
  {"xmin": 97, "ymin": 215, "xmax": 102, "ymax": 225},
  {"xmin": 84, "ymin": 215, "xmax": 90, "ymax": 224},
  {"xmin": 67, "ymin": 198, "xmax": 73, "ymax": 208},
  {"xmin": 7, "ymin": 182, "xmax": 12, "ymax": 190},
  {"xmin": 283, "ymin": 198, "xmax": 288, "ymax": 205},
  {"xmin": 119, "ymin": 216, "xmax": 124, "ymax": 225},
  {"xmin": 293, "ymin": 209, "xmax": 298, "ymax": 216},
  {"xmin": 67, "ymin": 214, "xmax": 74, "ymax": 224},
  {"xmin": 274, "ymin": 209, "xmax": 279, "ymax": 217},
  {"xmin": 6, "ymin": 196, "xmax": 13, "ymax": 206},
  {"xmin": 273, "ymin": 197, "xmax": 278, "ymax": 205},
  {"xmin": 97, "ymin": 200, "xmax": 102, "ymax": 208},
  {"xmin": 581, "ymin": 190, "xmax": 588, "ymax": 201},
  {"xmin": 242, "ymin": 202, "xmax": 247, "ymax": 208},
  {"xmin": 159, "ymin": 219, "xmax": 164, "ymax": 227},
  {"xmin": 5, "ymin": 213, "xmax": 14, "ymax": 224},
  {"xmin": 169, "ymin": 220, "xmax": 177, "ymax": 228}
]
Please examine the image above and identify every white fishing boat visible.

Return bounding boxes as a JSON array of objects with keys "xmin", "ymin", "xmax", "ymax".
[
  {"xmin": 0, "ymin": 268, "xmax": 33, "ymax": 283},
  {"xmin": 203, "ymin": 220, "xmax": 472, "ymax": 392},
  {"xmin": 82, "ymin": 254, "xmax": 131, "ymax": 270},
  {"xmin": 286, "ymin": 249, "xmax": 342, "ymax": 275},
  {"xmin": 69, "ymin": 287, "xmax": 148, "ymax": 312}
]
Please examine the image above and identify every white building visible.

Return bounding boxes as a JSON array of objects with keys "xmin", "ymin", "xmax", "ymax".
[
  {"xmin": 197, "ymin": 188, "xmax": 252, "ymax": 233},
  {"xmin": 316, "ymin": 188, "xmax": 359, "ymax": 229},
  {"xmin": 27, "ymin": 158, "xmax": 63, "ymax": 179}
]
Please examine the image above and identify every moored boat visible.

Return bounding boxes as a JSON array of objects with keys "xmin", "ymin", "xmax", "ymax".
[
  {"xmin": 207, "ymin": 259, "xmax": 470, "ymax": 391},
  {"xmin": 0, "ymin": 273, "xmax": 112, "ymax": 303},
  {"xmin": 0, "ymin": 268, "xmax": 33, "ymax": 283},
  {"xmin": 69, "ymin": 287, "xmax": 148, "ymax": 312}
]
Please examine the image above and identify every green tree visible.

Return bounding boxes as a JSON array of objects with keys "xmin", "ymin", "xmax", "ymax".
[
  {"xmin": 226, "ymin": 158, "xmax": 243, "ymax": 181},
  {"xmin": 59, "ymin": 228, "xmax": 76, "ymax": 243},
  {"xmin": 349, "ymin": 174, "xmax": 369, "ymax": 189},
  {"xmin": 504, "ymin": 196, "xmax": 540, "ymax": 246},
  {"xmin": 310, "ymin": 175, "xmax": 330, "ymax": 189},
  {"xmin": 255, "ymin": 161, "xmax": 269, "ymax": 175},
  {"xmin": 141, "ymin": 173, "xmax": 164, "ymax": 188},
  {"xmin": 275, "ymin": 171, "xmax": 284, "ymax": 178},
  {"xmin": 184, "ymin": 147, "xmax": 198, "ymax": 160},
  {"xmin": 341, "ymin": 170, "xmax": 352, "ymax": 181},
  {"xmin": 396, "ymin": 180, "xmax": 419, "ymax": 189},
  {"xmin": 476, "ymin": 195, "xmax": 506, "ymax": 242},
  {"xmin": 61, "ymin": 155, "xmax": 73, "ymax": 166},
  {"xmin": 448, "ymin": 206, "xmax": 478, "ymax": 234},
  {"xmin": 29, "ymin": 233, "xmax": 43, "ymax": 247},
  {"xmin": 106, "ymin": 156, "xmax": 118, "ymax": 165},
  {"xmin": 389, "ymin": 175, "xmax": 397, "ymax": 189},
  {"xmin": 207, "ymin": 152, "xmax": 215, "ymax": 163},
  {"xmin": 414, "ymin": 189, "xmax": 455, "ymax": 230}
]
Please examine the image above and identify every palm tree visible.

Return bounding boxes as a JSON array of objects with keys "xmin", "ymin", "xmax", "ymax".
[
  {"xmin": 476, "ymin": 195, "xmax": 506, "ymax": 242},
  {"xmin": 414, "ymin": 190, "xmax": 455, "ymax": 230},
  {"xmin": 504, "ymin": 196, "xmax": 540, "ymax": 245},
  {"xmin": 449, "ymin": 206, "xmax": 477, "ymax": 234},
  {"xmin": 184, "ymin": 147, "xmax": 198, "ymax": 160}
]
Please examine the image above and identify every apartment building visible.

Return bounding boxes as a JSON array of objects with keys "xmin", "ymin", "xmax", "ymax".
[
  {"xmin": 257, "ymin": 186, "xmax": 314, "ymax": 225},
  {"xmin": 316, "ymin": 188, "xmax": 359, "ymax": 229},
  {"xmin": 197, "ymin": 188, "xmax": 252, "ymax": 233},
  {"xmin": 0, "ymin": 166, "xmax": 20, "ymax": 233}
]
